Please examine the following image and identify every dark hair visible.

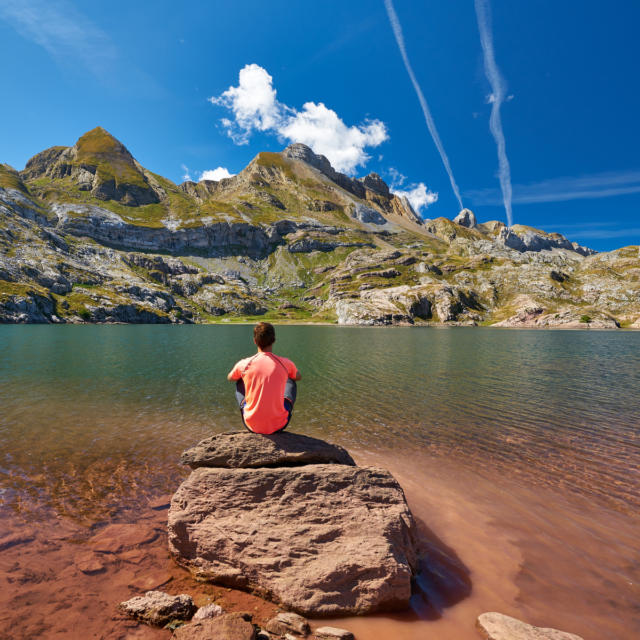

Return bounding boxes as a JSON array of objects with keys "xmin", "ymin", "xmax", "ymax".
[{"xmin": 254, "ymin": 322, "xmax": 275, "ymax": 348}]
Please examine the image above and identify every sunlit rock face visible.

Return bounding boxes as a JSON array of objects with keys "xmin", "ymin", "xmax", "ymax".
[{"xmin": 2, "ymin": 127, "xmax": 639, "ymax": 326}]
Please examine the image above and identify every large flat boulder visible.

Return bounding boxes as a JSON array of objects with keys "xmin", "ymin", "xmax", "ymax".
[
  {"xmin": 168, "ymin": 464, "xmax": 418, "ymax": 616},
  {"xmin": 180, "ymin": 432, "xmax": 355, "ymax": 469}
]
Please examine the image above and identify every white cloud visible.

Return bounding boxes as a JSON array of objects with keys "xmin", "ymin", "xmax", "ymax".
[
  {"xmin": 181, "ymin": 164, "xmax": 192, "ymax": 182},
  {"xmin": 392, "ymin": 183, "xmax": 438, "ymax": 214},
  {"xmin": 209, "ymin": 64, "xmax": 281, "ymax": 144},
  {"xmin": 384, "ymin": 0, "xmax": 463, "ymax": 209},
  {"xmin": 387, "ymin": 167, "xmax": 406, "ymax": 188},
  {"xmin": 279, "ymin": 102, "xmax": 387, "ymax": 173},
  {"xmin": 209, "ymin": 64, "xmax": 388, "ymax": 174},
  {"xmin": 0, "ymin": 0, "xmax": 117, "ymax": 75},
  {"xmin": 475, "ymin": 0, "xmax": 513, "ymax": 226},
  {"xmin": 199, "ymin": 167, "xmax": 235, "ymax": 182}
]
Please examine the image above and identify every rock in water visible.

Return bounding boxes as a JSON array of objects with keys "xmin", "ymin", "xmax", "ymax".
[
  {"xmin": 174, "ymin": 612, "xmax": 255, "ymax": 640},
  {"xmin": 192, "ymin": 603, "xmax": 224, "ymax": 620},
  {"xmin": 264, "ymin": 612, "xmax": 310, "ymax": 636},
  {"xmin": 476, "ymin": 612, "xmax": 584, "ymax": 640},
  {"xmin": 314, "ymin": 627, "xmax": 355, "ymax": 640},
  {"xmin": 180, "ymin": 431, "xmax": 355, "ymax": 469},
  {"xmin": 168, "ymin": 434, "xmax": 419, "ymax": 616},
  {"xmin": 118, "ymin": 590, "xmax": 196, "ymax": 626}
]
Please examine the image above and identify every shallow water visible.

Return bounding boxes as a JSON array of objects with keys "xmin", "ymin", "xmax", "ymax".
[{"xmin": 0, "ymin": 325, "xmax": 639, "ymax": 638}]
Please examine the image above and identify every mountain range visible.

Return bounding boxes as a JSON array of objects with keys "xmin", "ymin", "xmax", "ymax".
[{"xmin": 1, "ymin": 127, "xmax": 639, "ymax": 327}]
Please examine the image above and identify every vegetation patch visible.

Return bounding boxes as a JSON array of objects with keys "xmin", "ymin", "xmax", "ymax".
[
  {"xmin": 0, "ymin": 280, "xmax": 49, "ymax": 302},
  {"xmin": 0, "ymin": 164, "xmax": 28, "ymax": 193}
]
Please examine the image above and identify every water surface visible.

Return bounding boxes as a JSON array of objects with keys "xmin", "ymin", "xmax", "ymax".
[{"xmin": 0, "ymin": 326, "xmax": 639, "ymax": 638}]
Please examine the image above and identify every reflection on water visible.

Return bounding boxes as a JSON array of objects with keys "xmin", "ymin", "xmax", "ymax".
[
  {"xmin": 1, "ymin": 325, "xmax": 638, "ymax": 519},
  {"xmin": 0, "ymin": 325, "xmax": 639, "ymax": 638}
]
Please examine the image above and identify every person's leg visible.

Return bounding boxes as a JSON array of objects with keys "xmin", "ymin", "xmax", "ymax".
[
  {"xmin": 235, "ymin": 380, "xmax": 253, "ymax": 432},
  {"xmin": 284, "ymin": 378, "xmax": 297, "ymax": 405},
  {"xmin": 271, "ymin": 379, "xmax": 297, "ymax": 433},
  {"xmin": 235, "ymin": 379, "xmax": 246, "ymax": 408}
]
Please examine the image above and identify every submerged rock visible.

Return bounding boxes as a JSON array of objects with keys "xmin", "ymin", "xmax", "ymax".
[
  {"xmin": 174, "ymin": 612, "xmax": 255, "ymax": 640},
  {"xmin": 313, "ymin": 627, "xmax": 355, "ymax": 640},
  {"xmin": 169, "ymin": 434, "xmax": 419, "ymax": 616},
  {"xmin": 476, "ymin": 612, "xmax": 584, "ymax": 640},
  {"xmin": 180, "ymin": 431, "xmax": 355, "ymax": 469},
  {"xmin": 192, "ymin": 603, "xmax": 224, "ymax": 620},
  {"xmin": 118, "ymin": 590, "xmax": 196, "ymax": 626}
]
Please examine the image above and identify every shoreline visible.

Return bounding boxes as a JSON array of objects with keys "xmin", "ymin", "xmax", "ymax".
[{"xmin": 3, "ymin": 320, "xmax": 639, "ymax": 330}]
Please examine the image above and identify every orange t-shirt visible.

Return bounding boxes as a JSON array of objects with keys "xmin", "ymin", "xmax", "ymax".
[{"xmin": 229, "ymin": 352, "xmax": 298, "ymax": 434}]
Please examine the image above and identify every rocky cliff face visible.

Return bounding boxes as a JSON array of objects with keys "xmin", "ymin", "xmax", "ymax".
[{"xmin": 1, "ymin": 128, "xmax": 639, "ymax": 326}]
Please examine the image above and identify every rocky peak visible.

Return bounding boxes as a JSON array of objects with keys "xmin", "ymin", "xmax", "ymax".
[
  {"xmin": 283, "ymin": 143, "xmax": 334, "ymax": 175},
  {"xmin": 74, "ymin": 127, "xmax": 134, "ymax": 162},
  {"xmin": 453, "ymin": 208, "xmax": 477, "ymax": 228},
  {"xmin": 358, "ymin": 172, "xmax": 390, "ymax": 197},
  {"xmin": 21, "ymin": 127, "xmax": 162, "ymax": 207},
  {"xmin": 497, "ymin": 225, "xmax": 596, "ymax": 255},
  {"xmin": 282, "ymin": 143, "xmax": 366, "ymax": 199}
]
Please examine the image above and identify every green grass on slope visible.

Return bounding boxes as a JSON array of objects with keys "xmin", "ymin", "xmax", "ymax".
[
  {"xmin": 73, "ymin": 127, "xmax": 148, "ymax": 189},
  {"xmin": 0, "ymin": 164, "xmax": 28, "ymax": 193}
]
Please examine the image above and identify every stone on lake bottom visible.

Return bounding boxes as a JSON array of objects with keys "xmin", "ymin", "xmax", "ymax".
[
  {"xmin": 192, "ymin": 602, "xmax": 224, "ymax": 620},
  {"xmin": 173, "ymin": 612, "xmax": 255, "ymax": 640},
  {"xmin": 118, "ymin": 590, "xmax": 196, "ymax": 627},
  {"xmin": 180, "ymin": 431, "xmax": 355, "ymax": 470},
  {"xmin": 127, "ymin": 569, "xmax": 172, "ymax": 592},
  {"xmin": 74, "ymin": 551, "xmax": 105, "ymax": 574},
  {"xmin": 313, "ymin": 627, "xmax": 355, "ymax": 640},
  {"xmin": 265, "ymin": 611, "xmax": 310, "ymax": 636},
  {"xmin": 0, "ymin": 531, "xmax": 36, "ymax": 551},
  {"xmin": 148, "ymin": 495, "xmax": 171, "ymax": 510},
  {"xmin": 476, "ymin": 612, "xmax": 584, "ymax": 640},
  {"xmin": 90, "ymin": 523, "xmax": 158, "ymax": 553}
]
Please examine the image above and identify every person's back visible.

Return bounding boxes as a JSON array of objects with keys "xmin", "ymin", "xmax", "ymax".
[{"xmin": 227, "ymin": 322, "xmax": 301, "ymax": 434}]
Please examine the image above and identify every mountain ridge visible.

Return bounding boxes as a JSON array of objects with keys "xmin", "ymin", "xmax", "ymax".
[{"xmin": 1, "ymin": 127, "xmax": 638, "ymax": 327}]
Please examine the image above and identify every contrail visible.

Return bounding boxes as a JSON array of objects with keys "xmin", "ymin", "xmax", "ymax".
[
  {"xmin": 474, "ymin": 0, "xmax": 513, "ymax": 227},
  {"xmin": 384, "ymin": 0, "xmax": 463, "ymax": 210}
]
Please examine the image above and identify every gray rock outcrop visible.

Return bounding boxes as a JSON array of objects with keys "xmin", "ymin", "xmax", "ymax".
[
  {"xmin": 454, "ymin": 208, "xmax": 477, "ymax": 228},
  {"xmin": 352, "ymin": 203, "xmax": 387, "ymax": 225},
  {"xmin": 476, "ymin": 612, "xmax": 584, "ymax": 640},
  {"xmin": 168, "ymin": 433, "xmax": 419, "ymax": 616}
]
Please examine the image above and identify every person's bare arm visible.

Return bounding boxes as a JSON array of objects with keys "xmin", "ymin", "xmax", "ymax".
[{"xmin": 293, "ymin": 370, "xmax": 302, "ymax": 381}]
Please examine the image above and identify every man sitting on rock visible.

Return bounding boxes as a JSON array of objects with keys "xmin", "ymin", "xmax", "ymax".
[{"xmin": 227, "ymin": 322, "xmax": 301, "ymax": 434}]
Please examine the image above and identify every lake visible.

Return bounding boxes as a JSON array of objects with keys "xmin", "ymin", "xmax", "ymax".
[{"xmin": 0, "ymin": 325, "xmax": 639, "ymax": 639}]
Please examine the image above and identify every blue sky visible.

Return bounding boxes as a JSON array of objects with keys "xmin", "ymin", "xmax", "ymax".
[{"xmin": 1, "ymin": 0, "xmax": 639, "ymax": 251}]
